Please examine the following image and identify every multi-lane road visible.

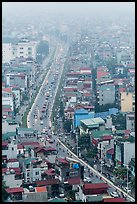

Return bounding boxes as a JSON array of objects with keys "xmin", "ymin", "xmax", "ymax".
[{"xmin": 27, "ymin": 42, "xmax": 68, "ymax": 133}]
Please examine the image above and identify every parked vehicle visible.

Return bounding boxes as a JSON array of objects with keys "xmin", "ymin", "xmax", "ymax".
[{"xmin": 110, "ymin": 191, "xmax": 119, "ymax": 198}]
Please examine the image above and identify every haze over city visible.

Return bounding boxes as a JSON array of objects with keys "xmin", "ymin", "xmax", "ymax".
[{"xmin": 2, "ymin": 2, "xmax": 135, "ymax": 203}]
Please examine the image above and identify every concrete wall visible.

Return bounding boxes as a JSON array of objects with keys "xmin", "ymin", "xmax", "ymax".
[
  {"xmin": 3, "ymin": 173, "xmax": 22, "ymax": 188},
  {"xmin": 23, "ymin": 191, "xmax": 48, "ymax": 202}
]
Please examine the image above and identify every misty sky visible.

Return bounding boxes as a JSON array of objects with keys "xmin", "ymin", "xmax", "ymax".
[{"xmin": 2, "ymin": 2, "xmax": 135, "ymax": 18}]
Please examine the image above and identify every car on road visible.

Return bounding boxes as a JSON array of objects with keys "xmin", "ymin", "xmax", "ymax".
[
  {"xmin": 110, "ymin": 191, "xmax": 119, "ymax": 198},
  {"xmin": 84, "ymin": 177, "xmax": 91, "ymax": 183},
  {"xmin": 40, "ymin": 121, "xmax": 44, "ymax": 125},
  {"xmin": 124, "ymin": 187, "xmax": 131, "ymax": 193}
]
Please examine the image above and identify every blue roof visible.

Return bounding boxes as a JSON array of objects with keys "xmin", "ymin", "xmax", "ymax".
[{"xmin": 75, "ymin": 108, "xmax": 88, "ymax": 114}]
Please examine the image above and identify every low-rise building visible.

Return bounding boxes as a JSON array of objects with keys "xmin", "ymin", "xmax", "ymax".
[
  {"xmin": 114, "ymin": 136, "xmax": 135, "ymax": 166},
  {"xmin": 80, "ymin": 117, "xmax": 105, "ymax": 135}
]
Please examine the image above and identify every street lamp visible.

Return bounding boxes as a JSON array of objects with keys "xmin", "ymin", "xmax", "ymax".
[{"xmin": 76, "ymin": 129, "xmax": 79, "ymax": 157}]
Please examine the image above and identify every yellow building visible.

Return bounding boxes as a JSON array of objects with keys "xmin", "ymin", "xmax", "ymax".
[{"xmin": 120, "ymin": 92, "xmax": 135, "ymax": 112}]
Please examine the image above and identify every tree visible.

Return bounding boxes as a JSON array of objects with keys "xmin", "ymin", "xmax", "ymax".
[
  {"xmin": 112, "ymin": 113, "xmax": 126, "ymax": 130},
  {"xmin": 63, "ymin": 120, "xmax": 72, "ymax": 132},
  {"xmin": 67, "ymin": 190, "xmax": 76, "ymax": 201},
  {"xmin": 2, "ymin": 181, "xmax": 9, "ymax": 201},
  {"xmin": 114, "ymin": 166, "xmax": 131, "ymax": 180},
  {"xmin": 106, "ymin": 57, "xmax": 117, "ymax": 75},
  {"xmin": 36, "ymin": 40, "xmax": 49, "ymax": 63}
]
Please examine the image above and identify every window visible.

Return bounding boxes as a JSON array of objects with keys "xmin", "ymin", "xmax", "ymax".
[
  {"xmin": 28, "ymin": 47, "xmax": 32, "ymax": 50},
  {"xmin": 19, "ymin": 150, "xmax": 21, "ymax": 154},
  {"xmin": 69, "ymin": 171, "xmax": 78, "ymax": 177},
  {"xmin": 27, "ymin": 172, "xmax": 30, "ymax": 177},
  {"xmin": 20, "ymin": 52, "xmax": 24, "ymax": 54},
  {"xmin": 20, "ymin": 47, "xmax": 23, "ymax": 49},
  {"xmin": 35, "ymin": 171, "xmax": 39, "ymax": 175},
  {"xmin": 28, "ymin": 52, "xmax": 32, "ymax": 55}
]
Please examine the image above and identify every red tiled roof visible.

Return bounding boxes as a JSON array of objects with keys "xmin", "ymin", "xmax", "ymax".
[
  {"xmin": 17, "ymin": 145, "xmax": 24, "ymax": 149},
  {"xmin": 67, "ymin": 177, "xmax": 81, "ymax": 185},
  {"xmin": 35, "ymin": 186, "xmax": 47, "ymax": 192},
  {"xmin": 65, "ymin": 107, "xmax": 74, "ymax": 113},
  {"xmin": 36, "ymin": 179, "xmax": 59, "ymax": 186},
  {"xmin": 44, "ymin": 159, "xmax": 51, "ymax": 164},
  {"xmin": 34, "ymin": 146, "xmax": 45, "ymax": 153},
  {"xmin": 56, "ymin": 158, "xmax": 69, "ymax": 164},
  {"xmin": 2, "ymin": 141, "xmax": 8, "ymax": 147},
  {"xmin": 119, "ymin": 87, "xmax": 126, "ymax": 92},
  {"xmin": 2, "ymin": 167, "xmax": 21, "ymax": 174},
  {"xmin": 21, "ymin": 142, "xmax": 40, "ymax": 146},
  {"xmin": 84, "ymin": 183, "xmax": 110, "ymax": 190},
  {"xmin": 126, "ymin": 63, "xmax": 135, "ymax": 67},
  {"xmin": 68, "ymin": 72, "xmax": 80, "ymax": 75},
  {"xmin": 102, "ymin": 135, "xmax": 113, "ymax": 141},
  {"xmin": 103, "ymin": 198, "xmax": 126, "ymax": 202},
  {"xmin": 80, "ymin": 72, "xmax": 91, "ymax": 75},
  {"xmin": 106, "ymin": 148, "xmax": 114, "ymax": 155},
  {"xmin": 128, "ymin": 69, "xmax": 135, "ymax": 73},
  {"xmin": 8, "ymin": 158, "xmax": 18, "ymax": 162},
  {"xmin": 6, "ymin": 187, "xmax": 24, "ymax": 194},
  {"xmin": 97, "ymin": 71, "xmax": 109, "ymax": 79},
  {"xmin": 80, "ymin": 67, "xmax": 91, "ymax": 71},
  {"xmin": 124, "ymin": 130, "xmax": 130, "ymax": 135},
  {"xmin": 83, "ymin": 93, "xmax": 92, "ymax": 97},
  {"xmin": 3, "ymin": 108, "xmax": 12, "ymax": 112},
  {"xmin": 92, "ymin": 138, "xmax": 99, "ymax": 145},
  {"xmin": 2, "ymin": 87, "xmax": 12, "ymax": 93},
  {"xmin": 64, "ymin": 87, "xmax": 77, "ymax": 92},
  {"xmin": 44, "ymin": 168, "xmax": 55, "ymax": 175},
  {"xmin": 45, "ymin": 147, "xmax": 56, "ymax": 151}
]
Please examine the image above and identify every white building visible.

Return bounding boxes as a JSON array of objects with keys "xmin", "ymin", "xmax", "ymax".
[
  {"xmin": 2, "ymin": 88, "xmax": 14, "ymax": 111},
  {"xmin": 12, "ymin": 88, "xmax": 21, "ymax": 109},
  {"xmin": 2, "ymin": 119, "xmax": 19, "ymax": 134},
  {"xmin": 15, "ymin": 38, "xmax": 37, "ymax": 60},
  {"xmin": 6, "ymin": 73, "xmax": 28, "ymax": 91},
  {"xmin": 3, "ymin": 169, "xmax": 22, "ymax": 188},
  {"xmin": 114, "ymin": 139, "xmax": 135, "ymax": 166},
  {"xmin": 2, "ymin": 43, "xmax": 14, "ymax": 64}
]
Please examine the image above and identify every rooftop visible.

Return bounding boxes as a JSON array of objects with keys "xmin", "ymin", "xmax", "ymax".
[
  {"xmin": 35, "ymin": 186, "xmax": 47, "ymax": 193},
  {"xmin": 6, "ymin": 187, "xmax": 24, "ymax": 194},
  {"xmin": 80, "ymin": 117, "xmax": 105, "ymax": 127},
  {"xmin": 36, "ymin": 179, "xmax": 59, "ymax": 186},
  {"xmin": 103, "ymin": 197, "xmax": 126, "ymax": 202},
  {"xmin": 83, "ymin": 183, "xmax": 110, "ymax": 190}
]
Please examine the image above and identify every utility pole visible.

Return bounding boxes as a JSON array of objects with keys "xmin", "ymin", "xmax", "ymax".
[
  {"xmin": 101, "ymin": 144, "xmax": 103, "ymax": 174},
  {"xmin": 76, "ymin": 130, "xmax": 79, "ymax": 157},
  {"xmin": 127, "ymin": 164, "xmax": 129, "ymax": 193}
]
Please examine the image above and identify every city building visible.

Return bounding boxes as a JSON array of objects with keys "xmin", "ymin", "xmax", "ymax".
[
  {"xmin": 120, "ymin": 91, "xmax": 135, "ymax": 112},
  {"xmin": 97, "ymin": 84, "xmax": 116, "ymax": 106},
  {"xmin": 114, "ymin": 137, "xmax": 135, "ymax": 166},
  {"xmin": 126, "ymin": 112, "xmax": 135, "ymax": 132},
  {"xmin": 80, "ymin": 117, "xmax": 105, "ymax": 135},
  {"xmin": 2, "ymin": 43, "xmax": 13, "ymax": 64}
]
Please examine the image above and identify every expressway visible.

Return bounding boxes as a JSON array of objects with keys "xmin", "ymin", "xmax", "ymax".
[{"xmin": 27, "ymin": 42, "xmax": 68, "ymax": 134}]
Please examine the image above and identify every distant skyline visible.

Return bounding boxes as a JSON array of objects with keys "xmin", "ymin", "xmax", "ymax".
[{"xmin": 2, "ymin": 2, "xmax": 135, "ymax": 18}]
